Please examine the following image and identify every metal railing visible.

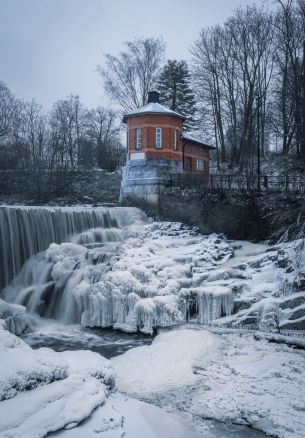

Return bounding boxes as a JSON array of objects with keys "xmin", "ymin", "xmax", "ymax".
[{"xmin": 170, "ymin": 172, "xmax": 305, "ymax": 193}]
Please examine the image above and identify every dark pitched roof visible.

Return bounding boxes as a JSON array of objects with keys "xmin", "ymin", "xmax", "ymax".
[{"xmin": 180, "ymin": 133, "xmax": 215, "ymax": 150}]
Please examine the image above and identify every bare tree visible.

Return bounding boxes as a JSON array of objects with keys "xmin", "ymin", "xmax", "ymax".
[
  {"xmin": 192, "ymin": 6, "xmax": 274, "ymax": 170},
  {"xmin": 0, "ymin": 81, "xmax": 19, "ymax": 140},
  {"xmin": 0, "ymin": 83, "xmax": 27, "ymax": 170},
  {"xmin": 87, "ymin": 107, "xmax": 125, "ymax": 171},
  {"xmin": 272, "ymin": 0, "xmax": 305, "ymax": 156},
  {"xmin": 19, "ymin": 100, "xmax": 49, "ymax": 199},
  {"xmin": 98, "ymin": 37, "xmax": 165, "ymax": 112},
  {"xmin": 192, "ymin": 26, "xmax": 227, "ymax": 164},
  {"xmin": 49, "ymin": 95, "xmax": 86, "ymax": 168}
]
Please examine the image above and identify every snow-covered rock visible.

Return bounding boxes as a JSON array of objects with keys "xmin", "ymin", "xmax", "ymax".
[
  {"xmin": 0, "ymin": 329, "xmax": 68, "ymax": 401},
  {"xmin": 4, "ymin": 221, "xmax": 235, "ymax": 334},
  {"xmin": 112, "ymin": 327, "xmax": 222, "ymax": 397},
  {"xmin": 0, "ymin": 299, "xmax": 32, "ymax": 335},
  {"xmin": 209, "ymin": 240, "xmax": 305, "ymax": 336},
  {"xmin": 0, "ymin": 325, "xmax": 115, "ymax": 437},
  {"xmin": 4, "ymin": 213, "xmax": 305, "ymax": 337}
]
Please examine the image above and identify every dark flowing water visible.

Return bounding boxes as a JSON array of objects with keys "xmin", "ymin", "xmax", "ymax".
[{"xmin": 22, "ymin": 323, "xmax": 153, "ymax": 358}]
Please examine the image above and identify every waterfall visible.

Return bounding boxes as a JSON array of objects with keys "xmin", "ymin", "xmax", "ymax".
[
  {"xmin": 0, "ymin": 205, "xmax": 143, "ymax": 290},
  {"xmin": 1, "ymin": 206, "xmax": 235, "ymax": 334}
]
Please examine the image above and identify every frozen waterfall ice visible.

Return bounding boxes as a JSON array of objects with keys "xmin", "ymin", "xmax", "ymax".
[
  {"xmin": 1, "ymin": 206, "xmax": 237, "ymax": 334},
  {"xmin": 0, "ymin": 205, "xmax": 141, "ymax": 289}
]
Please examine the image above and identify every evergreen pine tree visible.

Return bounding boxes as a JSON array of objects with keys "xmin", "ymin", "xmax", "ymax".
[{"xmin": 157, "ymin": 60, "xmax": 198, "ymax": 132}]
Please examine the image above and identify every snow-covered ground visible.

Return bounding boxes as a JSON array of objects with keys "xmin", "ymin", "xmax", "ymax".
[
  {"xmin": 113, "ymin": 326, "xmax": 305, "ymax": 438},
  {"xmin": 0, "ymin": 322, "xmax": 267, "ymax": 438},
  {"xmin": 0, "ymin": 325, "xmax": 115, "ymax": 437},
  {"xmin": 1, "ymin": 211, "xmax": 305, "ymax": 437},
  {"xmin": 1, "ymin": 321, "xmax": 279, "ymax": 438}
]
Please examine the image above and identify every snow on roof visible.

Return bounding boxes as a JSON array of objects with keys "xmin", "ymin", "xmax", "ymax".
[
  {"xmin": 122, "ymin": 102, "xmax": 185, "ymax": 123},
  {"xmin": 180, "ymin": 133, "xmax": 215, "ymax": 149}
]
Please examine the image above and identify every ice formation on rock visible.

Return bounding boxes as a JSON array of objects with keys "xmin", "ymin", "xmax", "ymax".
[
  {"xmin": 3, "ymin": 216, "xmax": 235, "ymax": 334},
  {"xmin": 2, "ymin": 205, "xmax": 305, "ymax": 336},
  {"xmin": 0, "ymin": 299, "xmax": 33, "ymax": 336},
  {"xmin": 0, "ymin": 205, "xmax": 143, "ymax": 289},
  {"xmin": 194, "ymin": 286, "xmax": 234, "ymax": 325}
]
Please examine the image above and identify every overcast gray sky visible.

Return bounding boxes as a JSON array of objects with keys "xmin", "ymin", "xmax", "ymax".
[{"xmin": 0, "ymin": 0, "xmax": 270, "ymax": 109}]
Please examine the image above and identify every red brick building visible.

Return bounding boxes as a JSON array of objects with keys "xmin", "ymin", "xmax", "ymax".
[
  {"xmin": 123, "ymin": 91, "xmax": 213, "ymax": 174},
  {"xmin": 120, "ymin": 92, "xmax": 214, "ymax": 202}
]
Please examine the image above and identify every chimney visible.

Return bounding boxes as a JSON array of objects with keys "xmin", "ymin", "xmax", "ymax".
[{"xmin": 147, "ymin": 91, "xmax": 160, "ymax": 104}]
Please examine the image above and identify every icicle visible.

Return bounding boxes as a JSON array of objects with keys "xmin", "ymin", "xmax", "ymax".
[{"xmin": 195, "ymin": 286, "xmax": 234, "ymax": 324}]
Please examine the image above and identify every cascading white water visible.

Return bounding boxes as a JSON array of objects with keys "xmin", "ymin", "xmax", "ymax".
[
  {"xmin": 1, "ymin": 205, "xmax": 148, "ymax": 328},
  {"xmin": 1, "ymin": 207, "xmax": 235, "ymax": 335},
  {"xmin": 0, "ymin": 206, "xmax": 142, "ymax": 290}
]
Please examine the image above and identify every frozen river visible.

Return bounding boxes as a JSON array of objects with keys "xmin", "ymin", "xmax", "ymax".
[
  {"xmin": 22, "ymin": 323, "xmax": 154, "ymax": 358},
  {"xmin": 1, "ymin": 205, "xmax": 304, "ymax": 437},
  {"xmin": 22, "ymin": 323, "xmax": 268, "ymax": 438}
]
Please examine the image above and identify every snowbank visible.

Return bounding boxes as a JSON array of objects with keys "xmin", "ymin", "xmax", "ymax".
[
  {"xmin": 0, "ymin": 326, "xmax": 115, "ymax": 437},
  {"xmin": 190, "ymin": 330, "xmax": 305, "ymax": 438},
  {"xmin": 113, "ymin": 327, "xmax": 222, "ymax": 397},
  {"xmin": 53, "ymin": 393, "xmax": 204, "ymax": 438},
  {"xmin": 113, "ymin": 326, "xmax": 305, "ymax": 438}
]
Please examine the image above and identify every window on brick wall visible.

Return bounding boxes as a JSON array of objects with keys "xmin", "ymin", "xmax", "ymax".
[
  {"xmin": 156, "ymin": 127, "xmax": 162, "ymax": 148},
  {"xmin": 174, "ymin": 129, "xmax": 178, "ymax": 151},
  {"xmin": 196, "ymin": 159, "xmax": 204, "ymax": 171},
  {"xmin": 136, "ymin": 128, "xmax": 142, "ymax": 149}
]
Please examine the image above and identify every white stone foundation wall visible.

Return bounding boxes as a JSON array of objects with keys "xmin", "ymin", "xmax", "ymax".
[{"xmin": 120, "ymin": 159, "xmax": 182, "ymax": 203}]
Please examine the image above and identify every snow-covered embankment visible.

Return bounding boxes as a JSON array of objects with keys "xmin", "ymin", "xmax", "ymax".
[
  {"xmin": 0, "ymin": 324, "xmax": 115, "ymax": 437},
  {"xmin": 113, "ymin": 326, "xmax": 305, "ymax": 438}
]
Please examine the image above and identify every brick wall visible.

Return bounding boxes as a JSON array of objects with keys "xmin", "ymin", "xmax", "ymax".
[
  {"xmin": 127, "ymin": 114, "xmax": 184, "ymax": 160},
  {"xmin": 126, "ymin": 113, "xmax": 211, "ymax": 173},
  {"xmin": 184, "ymin": 144, "xmax": 210, "ymax": 172}
]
